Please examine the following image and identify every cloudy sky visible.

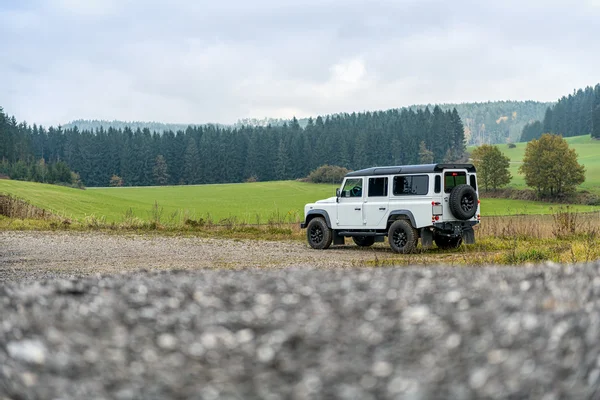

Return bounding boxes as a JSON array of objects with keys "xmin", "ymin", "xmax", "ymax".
[{"xmin": 1, "ymin": 0, "xmax": 599, "ymax": 126}]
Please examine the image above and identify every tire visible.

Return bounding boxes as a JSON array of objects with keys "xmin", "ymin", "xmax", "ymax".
[
  {"xmin": 306, "ymin": 217, "xmax": 333, "ymax": 250},
  {"xmin": 388, "ymin": 220, "xmax": 418, "ymax": 254},
  {"xmin": 434, "ymin": 235, "xmax": 463, "ymax": 250},
  {"xmin": 449, "ymin": 184, "xmax": 478, "ymax": 220},
  {"xmin": 353, "ymin": 236, "xmax": 375, "ymax": 247}
]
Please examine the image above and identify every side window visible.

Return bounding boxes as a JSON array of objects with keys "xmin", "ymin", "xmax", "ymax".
[
  {"xmin": 434, "ymin": 175, "xmax": 441, "ymax": 194},
  {"xmin": 444, "ymin": 172, "xmax": 467, "ymax": 193},
  {"xmin": 470, "ymin": 175, "xmax": 477, "ymax": 191},
  {"xmin": 368, "ymin": 177, "xmax": 388, "ymax": 197},
  {"xmin": 341, "ymin": 178, "xmax": 363, "ymax": 198},
  {"xmin": 393, "ymin": 175, "xmax": 429, "ymax": 196}
]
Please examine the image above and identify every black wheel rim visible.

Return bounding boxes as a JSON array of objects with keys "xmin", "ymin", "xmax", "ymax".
[
  {"xmin": 310, "ymin": 225, "xmax": 323, "ymax": 244},
  {"xmin": 461, "ymin": 194, "xmax": 474, "ymax": 213},
  {"xmin": 392, "ymin": 229, "xmax": 407, "ymax": 248}
]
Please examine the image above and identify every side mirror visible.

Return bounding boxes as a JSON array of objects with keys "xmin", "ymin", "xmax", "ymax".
[{"xmin": 336, "ymin": 188, "xmax": 340, "ymax": 202}]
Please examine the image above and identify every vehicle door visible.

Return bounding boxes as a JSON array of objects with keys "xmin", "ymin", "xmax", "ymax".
[
  {"xmin": 337, "ymin": 177, "xmax": 365, "ymax": 227},
  {"xmin": 363, "ymin": 176, "xmax": 389, "ymax": 228},
  {"xmin": 441, "ymin": 169, "xmax": 468, "ymax": 220},
  {"xmin": 389, "ymin": 174, "xmax": 433, "ymax": 228}
]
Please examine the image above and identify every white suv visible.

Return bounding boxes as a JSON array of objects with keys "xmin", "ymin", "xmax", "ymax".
[{"xmin": 300, "ymin": 163, "xmax": 480, "ymax": 253}]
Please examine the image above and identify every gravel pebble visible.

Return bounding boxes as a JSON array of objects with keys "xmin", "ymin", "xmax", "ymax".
[{"xmin": 1, "ymin": 232, "xmax": 600, "ymax": 399}]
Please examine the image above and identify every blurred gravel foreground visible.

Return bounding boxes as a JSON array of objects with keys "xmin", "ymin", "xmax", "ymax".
[{"xmin": 1, "ymin": 264, "xmax": 600, "ymax": 399}]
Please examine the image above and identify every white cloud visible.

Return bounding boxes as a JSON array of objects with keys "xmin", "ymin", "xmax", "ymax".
[
  {"xmin": 2, "ymin": 0, "xmax": 599, "ymax": 126},
  {"xmin": 331, "ymin": 59, "xmax": 367, "ymax": 84}
]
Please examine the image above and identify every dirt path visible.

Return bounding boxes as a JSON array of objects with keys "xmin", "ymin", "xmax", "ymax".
[{"xmin": 0, "ymin": 231, "xmax": 429, "ymax": 281}]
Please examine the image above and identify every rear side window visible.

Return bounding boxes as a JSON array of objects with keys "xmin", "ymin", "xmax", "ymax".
[
  {"xmin": 470, "ymin": 175, "xmax": 477, "ymax": 190},
  {"xmin": 444, "ymin": 172, "xmax": 467, "ymax": 193},
  {"xmin": 393, "ymin": 175, "xmax": 429, "ymax": 196},
  {"xmin": 368, "ymin": 177, "xmax": 388, "ymax": 197}
]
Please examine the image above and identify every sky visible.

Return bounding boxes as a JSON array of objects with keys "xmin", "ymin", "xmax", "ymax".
[{"xmin": 1, "ymin": 0, "xmax": 599, "ymax": 126}]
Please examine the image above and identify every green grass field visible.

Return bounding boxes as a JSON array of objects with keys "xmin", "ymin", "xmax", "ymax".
[
  {"xmin": 2, "ymin": 134, "xmax": 599, "ymax": 223},
  {"xmin": 2, "ymin": 179, "xmax": 599, "ymax": 224},
  {"xmin": 0, "ymin": 180, "xmax": 338, "ymax": 223},
  {"xmin": 469, "ymin": 134, "xmax": 600, "ymax": 192}
]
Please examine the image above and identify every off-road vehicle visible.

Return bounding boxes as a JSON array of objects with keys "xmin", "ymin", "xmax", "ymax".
[{"xmin": 300, "ymin": 163, "xmax": 480, "ymax": 253}]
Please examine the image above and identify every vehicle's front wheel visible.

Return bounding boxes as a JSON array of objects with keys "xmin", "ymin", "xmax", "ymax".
[
  {"xmin": 306, "ymin": 217, "xmax": 333, "ymax": 250},
  {"xmin": 353, "ymin": 236, "xmax": 375, "ymax": 247},
  {"xmin": 388, "ymin": 220, "xmax": 418, "ymax": 253},
  {"xmin": 434, "ymin": 235, "xmax": 463, "ymax": 250}
]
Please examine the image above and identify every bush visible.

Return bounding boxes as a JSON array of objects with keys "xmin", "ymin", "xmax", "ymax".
[
  {"xmin": 307, "ymin": 165, "xmax": 350, "ymax": 184},
  {"xmin": 110, "ymin": 175, "xmax": 123, "ymax": 187},
  {"xmin": 507, "ymin": 143, "xmax": 516, "ymax": 148}
]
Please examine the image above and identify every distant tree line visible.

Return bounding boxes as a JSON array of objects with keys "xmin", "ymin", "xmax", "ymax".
[
  {"xmin": 0, "ymin": 106, "xmax": 466, "ymax": 187},
  {"xmin": 67, "ymin": 101, "xmax": 551, "ymax": 147},
  {"xmin": 520, "ymin": 84, "xmax": 600, "ymax": 142}
]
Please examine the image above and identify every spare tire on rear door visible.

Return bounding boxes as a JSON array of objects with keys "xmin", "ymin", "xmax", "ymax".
[{"xmin": 449, "ymin": 184, "xmax": 478, "ymax": 220}]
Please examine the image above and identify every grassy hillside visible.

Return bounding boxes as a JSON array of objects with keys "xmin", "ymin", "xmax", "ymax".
[
  {"xmin": 2, "ymin": 179, "xmax": 599, "ymax": 224},
  {"xmin": 0, "ymin": 180, "xmax": 337, "ymax": 223},
  {"xmin": 469, "ymin": 134, "xmax": 600, "ymax": 193}
]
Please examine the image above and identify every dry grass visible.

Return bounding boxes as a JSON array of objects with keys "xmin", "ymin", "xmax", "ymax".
[
  {"xmin": 2, "ymin": 197, "xmax": 600, "ymax": 266},
  {"xmin": 0, "ymin": 194, "xmax": 54, "ymax": 220}
]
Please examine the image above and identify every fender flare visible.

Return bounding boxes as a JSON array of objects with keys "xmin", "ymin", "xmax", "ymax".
[
  {"xmin": 387, "ymin": 210, "xmax": 416, "ymax": 228},
  {"xmin": 304, "ymin": 209, "xmax": 333, "ymax": 229}
]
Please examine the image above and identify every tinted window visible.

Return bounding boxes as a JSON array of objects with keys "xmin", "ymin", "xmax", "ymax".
[
  {"xmin": 434, "ymin": 175, "xmax": 441, "ymax": 193},
  {"xmin": 444, "ymin": 172, "xmax": 467, "ymax": 193},
  {"xmin": 368, "ymin": 177, "xmax": 388, "ymax": 197},
  {"xmin": 393, "ymin": 175, "xmax": 429, "ymax": 196},
  {"xmin": 469, "ymin": 175, "xmax": 477, "ymax": 190},
  {"xmin": 342, "ymin": 178, "xmax": 363, "ymax": 198}
]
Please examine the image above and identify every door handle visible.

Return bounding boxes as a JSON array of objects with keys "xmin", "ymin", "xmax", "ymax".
[
  {"xmin": 379, "ymin": 208, "xmax": 386, "ymax": 211},
  {"xmin": 355, "ymin": 208, "xmax": 361, "ymax": 211}
]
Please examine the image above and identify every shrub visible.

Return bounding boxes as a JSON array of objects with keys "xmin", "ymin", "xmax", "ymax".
[
  {"xmin": 507, "ymin": 143, "xmax": 516, "ymax": 148},
  {"xmin": 307, "ymin": 165, "xmax": 350, "ymax": 184},
  {"xmin": 109, "ymin": 175, "xmax": 123, "ymax": 187}
]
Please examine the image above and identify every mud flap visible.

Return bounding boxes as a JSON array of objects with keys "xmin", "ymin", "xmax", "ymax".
[
  {"xmin": 420, "ymin": 228, "xmax": 433, "ymax": 249},
  {"xmin": 462, "ymin": 227, "xmax": 475, "ymax": 244},
  {"xmin": 332, "ymin": 230, "xmax": 345, "ymax": 245}
]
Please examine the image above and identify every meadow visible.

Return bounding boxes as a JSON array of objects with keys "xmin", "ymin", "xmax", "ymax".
[
  {"xmin": 471, "ymin": 134, "xmax": 600, "ymax": 193},
  {"xmin": 1, "ymin": 179, "xmax": 600, "ymax": 225},
  {"xmin": 3, "ymin": 169, "xmax": 600, "ymax": 267}
]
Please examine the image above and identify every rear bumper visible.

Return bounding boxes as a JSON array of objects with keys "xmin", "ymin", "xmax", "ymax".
[{"xmin": 433, "ymin": 220, "xmax": 478, "ymax": 231}]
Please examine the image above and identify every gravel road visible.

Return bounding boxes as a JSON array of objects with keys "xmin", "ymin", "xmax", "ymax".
[
  {"xmin": 0, "ymin": 231, "xmax": 408, "ymax": 282},
  {"xmin": 1, "ymin": 232, "xmax": 600, "ymax": 399}
]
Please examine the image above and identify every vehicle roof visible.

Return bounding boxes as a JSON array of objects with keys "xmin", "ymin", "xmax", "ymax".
[{"xmin": 345, "ymin": 163, "xmax": 476, "ymax": 177}]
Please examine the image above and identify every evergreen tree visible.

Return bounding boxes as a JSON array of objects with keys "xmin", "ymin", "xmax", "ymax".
[
  {"xmin": 275, "ymin": 138, "xmax": 291, "ymax": 180},
  {"xmin": 520, "ymin": 121, "xmax": 544, "ymax": 142},
  {"xmin": 153, "ymin": 155, "xmax": 169, "ymax": 185},
  {"xmin": 593, "ymin": 105, "xmax": 600, "ymax": 139},
  {"xmin": 418, "ymin": 141, "xmax": 434, "ymax": 164},
  {"xmin": 182, "ymin": 137, "xmax": 200, "ymax": 184}
]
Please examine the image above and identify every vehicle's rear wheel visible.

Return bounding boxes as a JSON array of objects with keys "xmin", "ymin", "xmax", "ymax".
[
  {"xmin": 449, "ymin": 184, "xmax": 478, "ymax": 220},
  {"xmin": 353, "ymin": 236, "xmax": 375, "ymax": 247},
  {"xmin": 388, "ymin": 220, "xmax": 418, "ymax": 254},
  {"xmin": 434, "ymin": 235, "xmax": 463, "ymax": 250},
  {"xmin": 306, "ymin": 217, "xmax": 333, "ymax": 250}
]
